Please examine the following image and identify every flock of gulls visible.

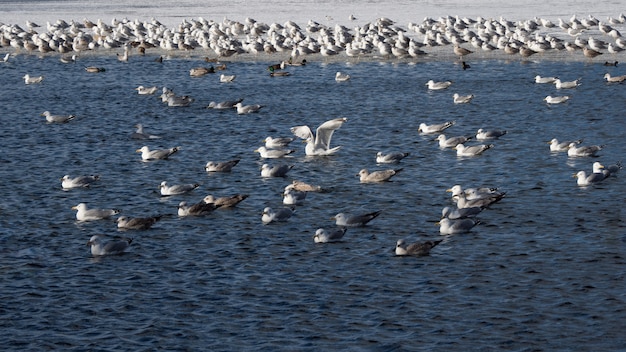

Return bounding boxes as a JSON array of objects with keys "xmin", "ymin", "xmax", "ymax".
[{"xmin": 3, "ymin": 12, "xmax": 625, "ymax": 258}]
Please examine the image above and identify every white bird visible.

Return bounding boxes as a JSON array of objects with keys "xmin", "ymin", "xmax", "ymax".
[
  {"xmin": 573, "ymin": 170, "xmax": 606, "ymax": 186},
  {"xmin": 418, "ymin": 121, "xmax": 455, "ymax": 134},
  {"xmin": 314, "ymin": 228, "xmax": 347, "ymax": 243},
  {"xmin": 207, "ymin": 98, "xmax": 244, "ymax": 109},
  {"xmin": 131, "ymin": 124, "xmax": 161, "ymax": 140},
  {"xmin": 446, "ymin": 185, "xmax": 505, "ymax": 201},
  {"xmin": 1, "ymin": 53, "xmax": 10, "ymax": 62},
  {"xmin": 254, "ymin": 146, "xmax": 295, "ymax": 158},
  {"xmin": 87, "ymin": 235, "xmax": 132, "ymax": 256},
  {"xmin": 376, "ymin": 151, "xmax": 410, "ymax": 164},
  {"xmin": 135, "ymin": 85, "xmax": 158, "ymax": 95},
  {"xmin": 159, "ymin": 181, "xmax": 199, "ymax": 196},
  {"xmin": 395, "ymin": 239, "xmax": 442, "ymax": 256},
  {"xmin": 167, "ymin": 95, "xmax": 193, "ymax": 107},
  {"xmin": 453, "ymin": 93, "xmax": 474, "ymax": 104},
  {"xmin": 441, "ymin": 206, "xmax": 484, "ymax": 220},
  {"xmin": 23, "ymin": 74, "xmax": 44, "ymax": 84},
  {"xmin": 261, "ymin": 207, "xmax": 294, "ymax": 224},
  {"xmin": 455, "ymin": 143, "xmax": 494, "ymax": 157},
  {"xmin": 290, "ymin": 117, "xmax": 347, "ymax": 156},
  {"xmin": 554, "ymin": 78, "xmax": 581, "ymax": 89},
  {"xmin": 220, "ymin": 74, "xmax": 236, "ymax": 82},
  {"xmin": 437, "ymin": 218, "xmax": 480, "ymax": 235},
  {"xmin": 436, "ymin": 134, "xmax": 472, "ymax": 148},
  {"xmin": 72, "ymin": 203, "xmax": 120, "ymax": 221},
  {"xmin": 544, "ymin": 95, "xmax": 570, "ymax": 104},
  {"xmin": 534, "ymin": 75, "xmax": 558, "ymax": 83},
  {"xmin": 426, "ymin": 80, "xmax": 452, "ymax": 90},
  {"xmin": 548, "ymin": 138, "xmax": 582, "ymax": 152},
  {"xmin": 235, "ymin": 102, "xmax": 264, "ymax": 114},
  {"xmin": 136, "ymin": 146, "xmax": 180, "ymax": 161},
  {"xmin": 116, "ymin": 215, "xmax": 162, "ymax": 230},
  {"xmin": 332, "ymin": 210, "xmax": 381, "ymax": 227},
  {"xmin": 283, "ymin": 184, "xmax": 307, "ymax": 205},
  {"xmin": 263, "ymin": 136, "xmax": 294, "ymax": 149},
  {"xmin": 205, "ymin": 159, "xmax": 240, "ymax": 172},
  {"xmin": 335, "ymin": 71, "xmax": 351, "ymax": 82},
  {"xmin": 567, "ymin": 143, "xmax": 604, "ymax": 157},
  {"xmin": 177, "ymin": 201, "xmax": 219, "ymax": 216},
  {"xmin": 603, "ymin": 73, "xmax": 626, "ymax": 83},
  {"xmin": 475, "ymin": 128, "xmax": 507, "ymax": 140},
  {"xmin": 260, "ymin": 163, "xmax": 293, "ymax": 177},
  {"xmin": 61, "ymin": 174, "xmax": 100, "ymax": 189},
  {"xmin": 358, "ymin": 168, "xmax": 402, "ymax": 183},
  {"xmin": 455, "ymin": 192, "xmax": 504, "ymax": 209},
  {"xmin": 41, "ymin": 111, "xmax": 76, "ymax": 123}
]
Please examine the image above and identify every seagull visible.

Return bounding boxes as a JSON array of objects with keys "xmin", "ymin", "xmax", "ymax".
[
  {"xmin": 131, "ymin": 124, "xmax": 161, "ymax": 139},
  {"xmin": 335, "ymin": 71, "xmax": 351, "ymax": 82},
  {"xmin": 167, "ymin": 95, "xmax": 193, "ymax": 107},
  {"xmin": 544, "ymin": 95, "xmax": 570, "ymax": 104},
  {"xmin": 418, "ymin": 121, "xmax": 455, "ymax": 134},
  {"xmin": 446, "ymin": 185, "xmax": 505, "ymax": 201},
  {"xmin": 425, "ymin": 80, "xmax": 452, "ymax": 90},
  {"xmin": 60, "ymin": 54, "xmax": 76, "ymax": 63},
  {"xmin": 23, "ymin": 74, "xmax": 44, "ymax": 84},
  {"xmin": 548, "ymin": 138, "xmax": 582, "ymax": 152},
  {"xmin": 136, "ymin": 146, "xmax": 180, "ymax": 161},
  {"xmin": 72, "ymin": 203, "xmax": 120, "ymax": 221},
  {"xmin": 290, "ymin": 117, "xmax": 347, "ymax": 156},
  {"xmin": 534, "ymin": 75, "xmax": 558, "ymax": 83},
  {"xmin": 314, "ymin": 228, "xmax": 348, "ymax": 243},
  {"xmin": 261, "ymin": 207, "xmax": 294, "ymax": 224},
  {"xmin": 203, "ymin": 194, "xmax": 249, "ymax": 208},
  {"xmin": 603, "ymin": 73, "xmax": 626, "ymax": 83},
  {"xmin": 219, "ymin": 74, "xmax": 236, "ymax": 82},
  {"xmin": 475, "ymin": 128, "xmax": 507, "ymax": 140},
  {"xmin": 554, "ymin": 78, "xmax": 581, "ymax": 89},
  {"xmin": 453, "ymin": 93, "xmax": 474, "ymax": 104},
  {"xmin": 207, "ymin": 98, "xmax": 244, "ymax": 109},
  {"xmin": 290, "ymin": 180, "xmax": 322, "ymax": 192},
  {"xmin": 135, "ymin": 85, "xmax": 158, "ymax": 95},
  {"xmin": 358, "ymin": 168, "xmax": 402, "ymax": 183},
  {"xmin": 436, "ymin": 134, "xmax": 472, "ymax": 148},
  {"xmin": 61, "ymin": 174, "xmax": 100, "ymax": 189},
  {"xmin": 189, "ymin": 66, "xmax": 215, "ymax": 76},
  {"xmin": 567, "ymin": 142, "xmax": 604, "ymax": 157},
  {"xmin": 1, "ymin": 53, "xmax": 9, "ymax": 63},
  {"xmin": 235, "ymin": 102, "xmax": 264, "ymax": 114},
  {"xmin": 41, "ymin": 111, "xmax": 76, "ymax": 123},
  {"xmin": 254, "ymin": 146, "xmax": 295, "ymax": 158},
  {"xmin": 282, "ymin": 184, "xmax": 307, "ymax": 205},
  {"xmin": 87, "ymin": 235, "xmax": 132, "ymax": 256},
  {"xmin": 455, "ymin": 192, "xmax": 504, "ymax": 209},
  {"xmin": 264, "ymin": 136, "xmax": 294, "ymax": 149},
  {"xmin": 116, "ymin": 215, "xmax": 162, "ymax": 230},
  {"xmin": 177, "ymin": 201, "xmax": 219, "ymax": 216},
  {"xmin": 159, "ymin": 181, "xmax": 200, "ymax": 196},
  {"xmin": 455, "ymin": 143, "xmax": 494, "ymax": 157},
  {"xmin": 441, "ymin": 206, "xmax": 483, "ymax": 220},
  {"xmin": 437, "ymin": 218, "xmax": 480, "ymax": 235},
  {"xmin": 453, "ymin": 44, "xmax": 473, "ymax": 59},
  {"xmin": 260, "ymin": 163, "xmax": 293, "ymax": 177},
  {"xmin": 376, "ymin": 151, "xmax": 410, "ymax": 164},
  {"xmin": 395, "ymin": 239, "xmax": 442, "ymax": 256},
  {"xmin": 205, "ymin": 159, "xmax": 240, "ymax": 172},
  {"xmin": 332, "ymin": 210, "xmax": 381, "ymax": 227},
  {"xmin": 573, "ymin": 169, "xmax": 606, "ymax": 186}
]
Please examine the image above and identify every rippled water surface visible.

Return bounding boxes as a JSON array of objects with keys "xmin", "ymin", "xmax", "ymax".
[{"xmin": 1, "ymin": 52, "xmax": 625, "ymax": 351}]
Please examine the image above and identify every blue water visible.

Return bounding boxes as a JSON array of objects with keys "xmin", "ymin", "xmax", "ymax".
[{"xmin": 1, "ymin": 52, "xmax": 625, "ymax": 351}]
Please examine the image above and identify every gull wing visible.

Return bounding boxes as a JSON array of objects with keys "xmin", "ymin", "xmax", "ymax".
[
  {"xmin": 314, "ymin": 117, "xmax": 347, "ymax": 149},
  {"xmin": 290, "ymin": 125, "xmax": 314, "ymax": 140}
]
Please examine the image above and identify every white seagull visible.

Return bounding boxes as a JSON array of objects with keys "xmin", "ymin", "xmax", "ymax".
[
  {"xmin": 61, "ymin": 174, "xmax": 100, "ymax": 189},
  {"xmin": 335, "ymin": 71, "xmax": 351, "ymax": 82},
  {"xmin": 72, "ymin": 203, "xmax": 120, "ymax": 221},
  {"xmin": 87, "ymin": 235, "xmax": 132, "ymax": 256},
  {"xmin": 314, "ymin": 228, "xmax": 348, "ymax": 243},
  {"xmin": 136, "ymin": 146, "xmax": 180, "ymax": 161},
  {"xmin": 395, "ymin": 239, "xmax": 442, "ymax": 256},
  {"xmin": 426, "ymin": 80, "xmax": 452, "ymax": 90},
  {"xmin": 453, "ymin": 93, "xmax": 474, "ymax": 104},
  {"xmin": 41, "ymin": 111, "xmax": 75, "ymax": 123},
  {"xmin": 159, "ymin": 181, "xmax": 200, "ymax": 196},
  {"xmin": 418, "ymin": 121, "xmax": 455, "ymax": 134},
  {"xmin": 290, "ymin": 117, "xmax": 347, "ymax": 156},
  {"xmin": 544, "ymin": 95, "xmax": 570, "ymax": 104}
]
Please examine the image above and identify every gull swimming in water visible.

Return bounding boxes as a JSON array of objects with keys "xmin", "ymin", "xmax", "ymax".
[
  {"xmin": 426, "ymin": 80, "xmax": 452, "ymax": 90},
  {"xmin": 137, "ymin": 146, "xmax": 180, "ymax": 161},
  {"xmin": 207, "ymin": 98, "xmax": 244, "ymax": 109},
  {"xmin": 167, "ymin": 95, "xmax": 194, "ymax": 107},
  {"xmin": 453, "ymin": 44, "xmax": 473, "ymax": 59},
  {"xmin": 548, "ymin": 138, "xmax": 583, "ymax": 152},
  {"xmin": 332, "ymin": 210, "xmax": 381, "ymax": 227},
  {"xmin": 254, "ymin": 146, "xmax": 295, "ymax": 158},
  {"xmin": 283, "ymin": 184, "xmax": 307, "ymax": 205},
  {"xmin": 358, "ymin": 168, "xmax": 402, "ymax": 183},
  {"xmin": 395, "ymin": 238, "xmax": 442, "ymax": 256},
  {"xmin": 441, "ymin": 206, "xmax": 483, "ymax": 220},
  {"xmin": 235, "ymin": 102, "xmax": 264, "ymax": 114},
  {"xmin": 203, "ymin": 194, "xmax": 249, "ymax": 208},
  {"xmin": 603, "ymin": 73, "xmax": 626, "ymax": 83},
  {"xmin": 61, "ymin": 174, "xmax": 100, "ymax": 189},
  {"xmin": 135, "ymin": 85, "xmax": 158, "ymax": 95},
  {"xmin": 567, "ymin": 142, "xmax": 604, "ymax": 157},
  {"xmin": 455, "ymin": 143, "xmax": 494, "ymax": 157},
  {"xmin": 544, "ymin": 95, "xmax": 570, "ymax": 104},
  {"xmin": 376, "ymin": 151, "xmax": 410, "ymax": 164},
  {"xmin": 335, "ymin": 71, "xmax": 351, "ymax": 82},
  {"xmin": 72, "ymin": 203, "xmax": 120, "ymax": 221},
  {"xmin": 116, "ymin": 215, "xmax": 162, "ymax": 230},
  {"xmin": 131, "ymin": 124, "xmax": 161, "ymax": 139},
  {"xmin": 475, "ymin": 128, "xmax": 507, "ymax": 140},
  {"xmin": 554, "ymin": 78, "xmax": 581, "ymax": 89},
  {"xmin": 436, "ymin": 134, "xmax": 472, "ymax": 148},
  {"xmin": 534, "ymin": 75, "xmax": 558, "ymax": 83},
  {"xmin": 455, "ymin": 192, "xmax": 504, "ymax": 209},
  {"xmin": 41, "ymin": 111, "xmax": 75, "ymax": 123},
  {"xmin": 177, "ymin": 201, "xmax": 219, "ymax": 217},
  {"xmin": 446, "ymin": 185, "xmax": 504, "ymax": 201},
  {"xmin": 260, "ymin": 163, "xmax": 293, "ymax": 177},
  {"xmin": 261, "ymin": 207, "xmax": 294, "ymax": 224},
  {"xmin": 314, "ymin": 228, "xmax": 347, "ymax": 243},
  {"xmin": 290, "ymin": 180, "xmax": 322, "ymax": 192},
  {"xmin": 290, "ymin": 117, "xmax": 347, "ymax": 156},
  {"xmin": 418, "ymin": 121, "xmax": 455, "ymax": 134},
  {"xmin": 159, "ymin": 181, "xmax": 199, "ymax": 196},
  {"xmin": 219, "ymin": 74, "xmax": 236, "ymax": 82},
  {"xmin": 264, "ymin": 136, "xmax": 294, "ymax": 149},
  {"xmin": 23, "ymin": 74, "xmax": 44, "ymax": 84},
  {"xmin": 205, "ymin": 159, "xmax": 240, "ymax": 172},
  {"xmin": 437, "ymin": 218, "xmax": 480, "ymax": 235},
  {"xmin": 87, "ymin": 235, "xmax": 132, "ymax": 256},
  {"xmin": 453, "ymin": 93, "xmax": 474, "ymax": 104}
]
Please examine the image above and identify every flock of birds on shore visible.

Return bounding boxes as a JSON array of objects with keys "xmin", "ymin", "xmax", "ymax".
[{"xmin": 3, "ymin": 12, "xmax": 625, "ymax": 258}]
